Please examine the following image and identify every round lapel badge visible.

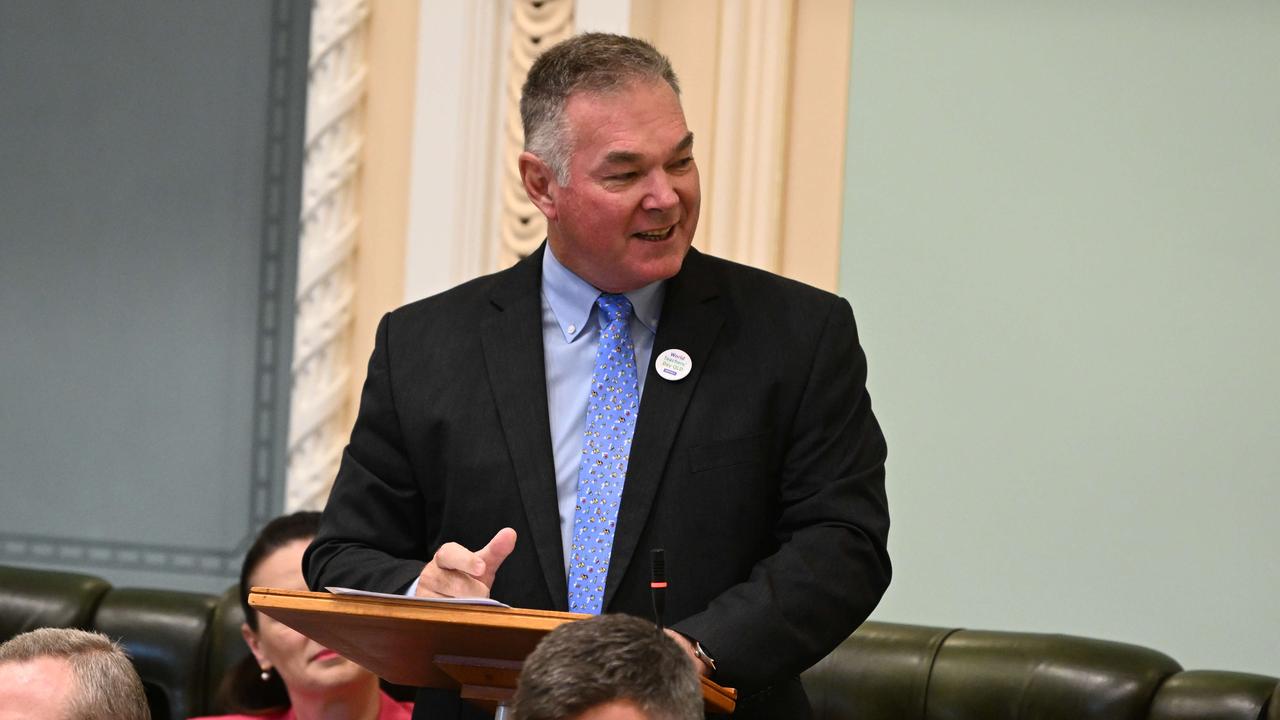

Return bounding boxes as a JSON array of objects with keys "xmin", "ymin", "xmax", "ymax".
[{"xmin": 654, "ymin": 348, "xmax": 692, "ymax": 381}]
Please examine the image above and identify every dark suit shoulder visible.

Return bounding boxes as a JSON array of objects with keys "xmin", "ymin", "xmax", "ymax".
[
  {"xmin": 383, "ymin": 251, "xmax": 541, "ymax": 340},
  {"xmin": 683, "ymin": 249, "xmax": 849, "ymax": 342},
  {"xmin": 693, "ymin": 250, "xmax": 841, "ymax": 304}
]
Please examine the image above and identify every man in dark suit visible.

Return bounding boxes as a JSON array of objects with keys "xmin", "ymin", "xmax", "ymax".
[{"xmin": 305, "ymin": 33, "xmax": 890, "ymax": 719}]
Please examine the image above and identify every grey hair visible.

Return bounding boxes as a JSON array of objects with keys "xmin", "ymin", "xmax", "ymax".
[
  {"xmin": 512, "ymin": 613, "xmax": 702, "ymax": 720},
  {"xmin": 0, "ymin": 627, "xmax": 150, "ymax": 720},
  {"xmin": 521, "ymin": 33, "xmax": 681, "ymax": 185}
]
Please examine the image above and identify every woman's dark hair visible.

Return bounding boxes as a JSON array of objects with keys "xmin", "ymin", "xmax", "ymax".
[
  {"xmin": 238, "ymin": 511, "xmax": 322, "ymax": 631},
  {"xmin": 216, "ymin": 510, "xmax": 322, "ymax": 714}
]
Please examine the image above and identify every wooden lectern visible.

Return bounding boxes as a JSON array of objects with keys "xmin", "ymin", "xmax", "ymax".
[{"xmin": 249, "ymin": 588, "xmax": 737, "ymax": 718}]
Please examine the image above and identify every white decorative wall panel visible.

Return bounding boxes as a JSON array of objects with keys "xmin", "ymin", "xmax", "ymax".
[
  {"xmin": 499, "ymin": 0, "xmax": 575, "ymax": 266},
  {"xmin": 287, "ymin": 0, "xmax": 370, "ymax": 511}
]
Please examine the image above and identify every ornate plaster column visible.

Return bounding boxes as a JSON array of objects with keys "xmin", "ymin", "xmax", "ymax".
[
  {"xmin": 287, "ymin": 0, "xmax": 370, "ymax": 511},
  {"xmin": 499, "ymin": 0, "xmax": 575, "ymax": 267}
]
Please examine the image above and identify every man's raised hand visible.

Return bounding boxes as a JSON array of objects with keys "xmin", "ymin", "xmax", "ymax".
[{"xmin": 415, "ymin": 528, "xmax": 517, "ymax": 599}]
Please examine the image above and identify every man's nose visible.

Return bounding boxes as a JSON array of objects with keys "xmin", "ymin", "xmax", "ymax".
[{"xmin": 641, "ymin": 172, "xmax": 679, "ymax": 212}]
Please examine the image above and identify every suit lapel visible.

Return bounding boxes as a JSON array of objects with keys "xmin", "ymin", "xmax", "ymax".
[
  {"xmin": 603, "ymin": 249, "xmax": 724, "ymax": 608},
  {"xmin": 479, "ymin": 247, "xmax": 569, "ymax": 610}
]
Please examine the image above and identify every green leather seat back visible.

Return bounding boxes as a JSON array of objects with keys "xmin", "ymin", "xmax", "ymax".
[
  {"xmin": 92, "ymin": 587, "xmax": 218, "ymax": 720},
  {"xmin": 804, "ymin": 622, "xmax": 1191, "ymax": 720},
  {"xmin": 1149, "ymin": 670, "xmax": 1278, "ymax": 720},
  {"xmin": 203, "ymin": 584, "xmax": 251, "ymax": 711},
  {"xmin": 926, "ymin": 629, "xmax": 1181, "ymax": 720},
  {"xmin": 0, "ymin": 564, "xmax": 110, "ymax": 641},
  {"xmin": 803, "ymin": 621, "xmax": 955, "ymax": 720}
]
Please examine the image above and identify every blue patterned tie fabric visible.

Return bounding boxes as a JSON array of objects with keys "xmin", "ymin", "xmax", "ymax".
[{"xmin": 567, "ymin": 293, "xmax": 640, "ymax": 614}]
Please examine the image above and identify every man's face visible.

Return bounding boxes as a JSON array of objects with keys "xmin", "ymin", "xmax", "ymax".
[
  {"xmin": 538, "ymin": 79, "xmax": 700, "ymax": 293},
  {"xmin": 0, "ymin": 657, "xmax": 77, "ymax": 719}
]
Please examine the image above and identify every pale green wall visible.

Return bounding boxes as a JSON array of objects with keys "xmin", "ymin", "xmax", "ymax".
[{"xmin": 840, "ymin": 2, "xmax": 1279, "ymax": 675}]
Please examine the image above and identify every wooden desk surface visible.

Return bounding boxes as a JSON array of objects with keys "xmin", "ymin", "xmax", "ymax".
[{"xmin": 249, "ymin": 587, "xmax": 736, "ymax": 713}]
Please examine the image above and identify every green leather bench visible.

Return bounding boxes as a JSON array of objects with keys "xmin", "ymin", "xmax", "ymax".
[
  {"xmin": 2, "ymin": 564, "xmax": 1276, "ymax": 720},
  {"xmin": 802, "ymin": 622, "xmax": 1278, "ymax": 720},
  {"xmin": 0, "ymin": 564, "xmax": 110, "ymax": 639}
]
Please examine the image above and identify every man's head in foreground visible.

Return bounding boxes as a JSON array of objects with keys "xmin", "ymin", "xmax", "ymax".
[
  {"xmin": 512, "ymin": 613, "xmax": 701, "ymax": 720},
  {"xmin": 519, "ymin": 32, "xmax": 701, "ymax": 294},
  {"xmin": 0, "ymin": 627, "xmax": 149, "ymax": 720}
]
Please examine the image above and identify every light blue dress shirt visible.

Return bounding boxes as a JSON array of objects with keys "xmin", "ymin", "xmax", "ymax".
[
  {"xmin": 541, "ymin": 244, "xmax": 664, "ymax": 575},
  {"xmin": 408, "ymin": 246, "xmax": 665, "ymax": 596}
]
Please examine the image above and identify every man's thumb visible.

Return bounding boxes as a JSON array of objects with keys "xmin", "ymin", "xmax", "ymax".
[{"xmin": 476, "ymin": 527, "xmax": 517, "ymax": 579}]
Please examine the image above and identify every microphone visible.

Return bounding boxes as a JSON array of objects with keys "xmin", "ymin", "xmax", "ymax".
[{"xmin": 650, "ymin": 548, "xmax": 667, "ymax": 630}]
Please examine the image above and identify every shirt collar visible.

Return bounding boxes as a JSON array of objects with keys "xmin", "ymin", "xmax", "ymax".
[{"xmin": 542, "ymin": 244, "xmax": 664, "ymax": 343}]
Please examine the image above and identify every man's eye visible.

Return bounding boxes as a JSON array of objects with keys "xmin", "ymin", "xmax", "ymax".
[
  {"xmin": 669, "ymin": 157, "xmax": 694, "ymax": 171},
  {"xmin": 607, "ymin": 172, "xmax": 639, "ymax": 182}
]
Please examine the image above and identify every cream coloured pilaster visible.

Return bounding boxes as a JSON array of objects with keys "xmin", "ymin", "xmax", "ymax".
[
  {"xmin": 632, "ymin": 0, "xmax": 854, "ymax": 291},
  {"xmin": 497, "ymin": 0, "xmax": 576, "ymax": 267},
  {"xmin": 703, "ymin": 0, "xmax": 797, "ymax": 273},
  {"xmin": 404, "ymin": 0, "xmax": 512, "ymax": 303}
]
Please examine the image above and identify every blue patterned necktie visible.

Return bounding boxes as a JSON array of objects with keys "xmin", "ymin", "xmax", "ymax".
[{"xmin": 567, "ymin": 293, "xmax": 640, "ymax": 614}]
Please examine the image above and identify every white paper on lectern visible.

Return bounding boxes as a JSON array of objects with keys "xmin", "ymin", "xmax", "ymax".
[{"xmin": 325, "ymin": 586, "xmax": 511, "ymax": 608}]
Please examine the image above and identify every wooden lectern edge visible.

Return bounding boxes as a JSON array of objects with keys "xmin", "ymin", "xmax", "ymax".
[
  {"xmin": 249, "ymin": 587, "xmax": 584, "ymax": 627},
  {"xmin": 248, "ymin": 587, "xmax": 737, "ymax": 713}
]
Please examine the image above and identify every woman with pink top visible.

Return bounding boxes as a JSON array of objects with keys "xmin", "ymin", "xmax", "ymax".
[{"xmin": 191, "ymin": 512, "xmax": 412, "ymax": 720}]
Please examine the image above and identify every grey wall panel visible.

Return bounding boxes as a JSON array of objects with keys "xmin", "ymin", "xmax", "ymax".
[{"xmin": 0, "ymin": 0, "xmax": 308, "ymax": 593}]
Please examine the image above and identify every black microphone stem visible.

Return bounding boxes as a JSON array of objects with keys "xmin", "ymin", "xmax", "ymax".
[{"xmin": 650, "ymin": 548, "xmax": 667, "ymax": 631}]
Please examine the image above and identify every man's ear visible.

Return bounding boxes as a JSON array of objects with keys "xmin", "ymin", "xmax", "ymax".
[{"xmin": 519, "ymin": 151, "xmax": 559, "ymax": 221}]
